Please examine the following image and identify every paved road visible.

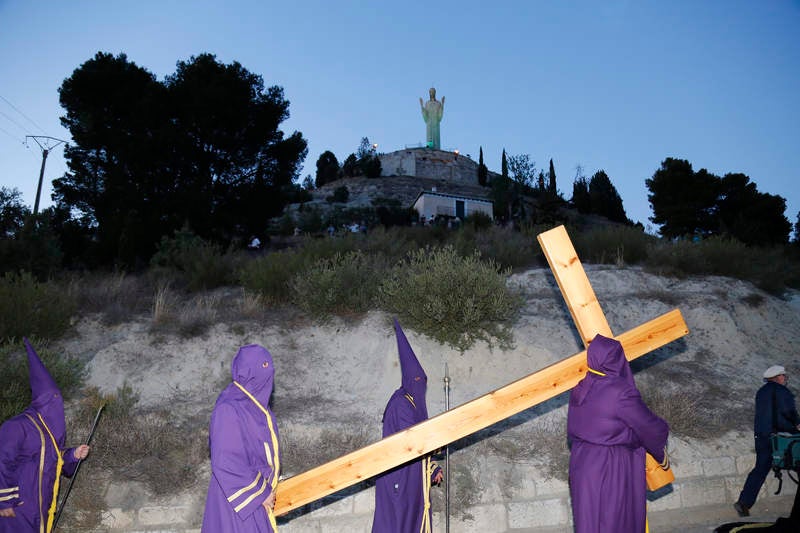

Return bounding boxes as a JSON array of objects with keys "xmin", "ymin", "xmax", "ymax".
[{"xmin": 501, "ymin": 495, "xmax": 797, "ymax": 532}]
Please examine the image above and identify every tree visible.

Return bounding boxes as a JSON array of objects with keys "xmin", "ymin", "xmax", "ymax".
[
  {"xmin": 507, "ymin": 154, "xmax": 536, "ymax": 188},
  {"xmin": 54, "ymin": 52, "xmax": 306, "ymax": 266},
  {"xmin": 0, "ymin": 187, "xmax": 28, "ymax": 238},
  {"xmin": 794, "ymin": 212, "xmax": 800, "ymax": 245},
  {"xmin": 356, "ymin": 137, "xmax": 381, "ymax": 178},
  {"xmin": 646, "ymin": 158, "xmax": 720, "ymax": 239},
  {"xmin": 478, "ymin": 146, "xmax": 488, "ymax": 186},
  {"xmin": 571, "ymin": 170, "xmax": 591, "ymax": 214},
  {"xmin": 490, "ymin": 149, "xmax": 511, "ymax": 221},
  {"xmin": 342, "ymin": 153, "xmax": 359, "ymax": 177},
  {"xmin": 315, "ymin": 151, "xmax": 340, "ymax": 188},
  {"xmin": 301, "ymin": 174, "xmax": 315, "ymax": 191},
  {"xmin": 548, "ymin": 158, "xmax": 557, "ymax": 194},
  {"xmin": 506, "ymin": 154, "xmax": 537, "ymax": 220},
  {"xmin": 647, "ymin": 158, "xmax": 790, "ymax": 244},
  {"xmin": 716, "ymin": 172, "xmax": 790, "ymax": 245},
  {"xmin": 588, "ymin": 170, "xmax": 628, "ymax": 223}
]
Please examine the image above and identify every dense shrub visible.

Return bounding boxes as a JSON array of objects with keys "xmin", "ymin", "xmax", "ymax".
[
  {"xmin": 344, "ymin": 226, "xmax": 416, "ymax": 263},
  {"xmin": 380, "ymin": 246, "xmax": 521, "ymax": 351},
  {"xmin": 0, "ymin": 219, "xmax": 63, "ymax": 280},
  {"xmin": 296, "ymin": 205, "xmax": 324, "ymax": 233},
  {"xmin": 292, "ymin": 251, "xmax": 387, "ymax": 317},
  {"xmin": 239, "ymin": 249, "xmax": 312, "ymax": 304},
  {"xmin": 572, "ymin": 225, "xmax": 655, "ymax": 265},
  {"xmin": 326, "ymin": 185, "xmax": 350, "ymax": 203},
  {"xmin": 644, "ymin": 237, "xmax": 800, "ymax": 294},
  {"xmin": 0, "ymin": 338, "xmax": 86, "ymax": 422},
  {"xmin": 463, "ymin": 211, "xmax": 494, "ymax": 231},
  {"xmin": 150, "ymin": 227, "xmax": 239, "ymax": 291},
  {"xmin": 453, "ymin": 225, "xmax": 540, "ymax": 270},
  {"xmin": 0, "ymin": 271, "xmax": 76, "ymax": 342}
]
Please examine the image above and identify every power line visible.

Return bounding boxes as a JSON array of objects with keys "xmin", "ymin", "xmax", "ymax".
[
  {"xmin": 0, "ymin": 94, "xmax": 47, "ymax": 134},
  {"xmin": 0, "ymin": 108, "xmax": 29, "ymax": 133},
  {"xmin": 0, "ymin": 123, "xmax": 23, "ymax": 143}
]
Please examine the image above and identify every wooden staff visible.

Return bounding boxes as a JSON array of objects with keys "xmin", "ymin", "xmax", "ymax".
[{"xmin": 53, "ymin": 403, "xmax": 105, "ymax": 531}]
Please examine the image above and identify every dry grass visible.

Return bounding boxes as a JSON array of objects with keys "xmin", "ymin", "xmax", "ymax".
[
  {"xmin": 279, "ymin": 424, "xmax": 373, "ymax": 476},
  {"xmin": 69, "ymin": 386, "xmax": 204, "ymax": 500},
  {"xmin": 150, "ymin": 286, "xmax": 222, "ymax": 338},
  {"xmin": 71, "ymin": 271, "xmax": 153, "ymax": 324},
  {"xmin": 240, "ymin": 288, "xmax": 266, "ymax": 318},
  {"xmin": 639, "ymin": 382, "xmax": 728, "ymax": 440},
  {"xmin": 485, "ymin": 417, "xmax": 570, "ymax": 482}
]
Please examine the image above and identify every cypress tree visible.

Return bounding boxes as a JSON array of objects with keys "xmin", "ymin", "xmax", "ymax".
[{"xmin": 478, "ymin": 146, "xmax": 488, "ymax": 186}]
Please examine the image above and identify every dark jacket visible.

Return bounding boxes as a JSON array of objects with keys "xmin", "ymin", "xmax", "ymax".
[{"xmin": 754, "ymin": 381, "xmax": 800, "ymax": 435}]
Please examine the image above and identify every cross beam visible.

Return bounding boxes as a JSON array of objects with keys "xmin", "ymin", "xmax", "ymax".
[{"xmin": 274, "ymin": 225, "xmax": 689, "ymax": 515}]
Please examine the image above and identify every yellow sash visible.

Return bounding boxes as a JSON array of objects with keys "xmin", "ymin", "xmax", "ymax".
[
  {"xmin": 24, "ymin": 414, "xmax": 64, "ymax": 533},
  {"xmin": 234, "ymin": 381, "xmax": 280, "ymax": 531}
]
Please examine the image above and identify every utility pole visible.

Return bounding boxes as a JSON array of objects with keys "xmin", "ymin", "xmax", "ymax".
[{"xmin": 26, "ymin": 135, "xmax": 66, "ymax": 216}]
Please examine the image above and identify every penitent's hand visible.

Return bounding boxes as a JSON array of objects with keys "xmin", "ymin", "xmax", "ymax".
[
  {"xmin": 73, "ymin": 444, "xmax": 90, "ymax": 460},
  {"xmin": 0, "ymin": 507, "xmax": 16, "ymax": 518},
  {"xmin": 433, "ymin": 470, "xmax": 444, "ymax": 485},
  {"xmin": 262, "ymin": 491, "xmax": 275, "ymax": 512}
]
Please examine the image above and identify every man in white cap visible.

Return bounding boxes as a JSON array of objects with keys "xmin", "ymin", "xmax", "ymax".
[{"xmin": 734, "ymin": 365, "xmax": 800, "ymax": 517}]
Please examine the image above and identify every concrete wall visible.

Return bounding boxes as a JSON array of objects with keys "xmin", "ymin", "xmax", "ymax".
[
  {"xmin": 413, "ymin": 193, "xmax": 493, "ymax": 221},
  {"xmin": 379, "ymin": 148, "xmax": 483, "ymax": 187},
  {"xmin": 96, "ymin": 438, "xmax": 791, "ymax": 532}
]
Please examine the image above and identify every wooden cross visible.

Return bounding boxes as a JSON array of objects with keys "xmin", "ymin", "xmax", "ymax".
[{"xmin": 274, "ymin": 225, "xmax": 689, "ymax": 515}]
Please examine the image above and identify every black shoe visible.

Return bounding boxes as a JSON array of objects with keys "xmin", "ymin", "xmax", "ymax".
[{"xmin": 733, "ymin": 501, "xmax": 750, "ymax": 517}]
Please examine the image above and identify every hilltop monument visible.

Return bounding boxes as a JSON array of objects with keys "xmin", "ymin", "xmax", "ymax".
[{"xmin": 419, "ymin": 87, "xmax": 444, "ymax": 149}]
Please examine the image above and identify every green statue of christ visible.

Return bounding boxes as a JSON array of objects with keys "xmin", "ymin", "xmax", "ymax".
[{"xmin": 420, "ymin": 87, "xmax": 444, "ymax": 149}]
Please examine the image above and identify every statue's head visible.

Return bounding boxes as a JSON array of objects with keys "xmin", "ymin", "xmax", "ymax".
[{"xmin": 429, "ymin": 87, "xmax": 436, "ymax": 100}]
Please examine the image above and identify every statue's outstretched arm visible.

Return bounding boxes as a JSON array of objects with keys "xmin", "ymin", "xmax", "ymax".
[
  {"xmin": 419, "ymin": 97, "xmax": 424, "ymax": 108},
  {"xmin": 441, "ymin": 96, "xmax": 445, "ymax": 108}
]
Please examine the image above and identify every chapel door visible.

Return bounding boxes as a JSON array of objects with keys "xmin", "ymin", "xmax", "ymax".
[{"xmin": 455, "ymin": 200, "xmax": 465, "ymax": 219}]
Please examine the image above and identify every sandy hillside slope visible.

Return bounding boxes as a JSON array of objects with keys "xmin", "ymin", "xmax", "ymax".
[{"xmin": 55, "ymin": 264, "xmax": 800, "ymax": 529}]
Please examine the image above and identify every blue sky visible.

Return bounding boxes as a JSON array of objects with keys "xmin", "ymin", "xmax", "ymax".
[{"xmin": 1, "ymin": 1, "xmax": 798, "ymax": 232}]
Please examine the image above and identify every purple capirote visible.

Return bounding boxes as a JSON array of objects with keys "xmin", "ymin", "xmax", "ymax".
[
  {"xmin": 372, "ymin": 319, "xmax": 441, "ymax": 533},
  {"xmin": 0, "ymin": 339, "xmax": 81, "ymax": 533},
  {"xmin": 567, "ymin": 334, "xmax": 669, "ymax": 533},
  {"xmin": 202, "ymin": 344, "xmax": 280, "ymax": 533}
]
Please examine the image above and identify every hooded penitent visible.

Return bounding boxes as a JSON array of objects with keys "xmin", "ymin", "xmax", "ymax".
[
  {"xmin": 372, "ymin": 319, "xmax": 440, "ymax": 533},
  {"xmin": 567, "ymin": 334, "xmax": 669, "ymax": 533},
  {"xmin": 202, "ymin": 344, "xmax": 281, "ymax": 533},
  {"xmin": 0, "ymin": 339, "xmax": 81, "ymax": 533}
]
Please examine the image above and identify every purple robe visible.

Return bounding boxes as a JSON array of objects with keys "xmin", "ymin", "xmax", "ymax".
[
  {"xmin": 202, "ymin": 345, "xmax": 281, "ymax": 533},
  {"xmin": 567, "ymin": 334, "xmax": 669, "ymax": 533},
  {"xmin": 372, "ymin": 320, "xmax": 441, "ymax": 533},
  {"xmin": 0, "ymin": 339, "xmax": 80, "ymax": 533}
]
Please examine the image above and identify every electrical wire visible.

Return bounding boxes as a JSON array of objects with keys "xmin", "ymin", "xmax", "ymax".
[{"xmin": 0, "ymin": 94, "xmax": 47, "ymax": 134}]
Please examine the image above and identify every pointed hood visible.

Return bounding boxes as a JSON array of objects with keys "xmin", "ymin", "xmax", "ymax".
[
  {"xmin": 24, "ymin": 337, "xmax": 66, "ymax": 440},
  {"xmin": 572, "ymin": 334, "xmax": 634, "ymax": 405},
  {"xmin": 231, "ymin": 344, "xmax": 274, "ymax": 407},
  {"xmin": 394, "ymin": 319, "xmax": 428, "ymax": 417}
]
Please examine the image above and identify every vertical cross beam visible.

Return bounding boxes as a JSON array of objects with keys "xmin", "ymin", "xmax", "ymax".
[
  {"xmin": 273, "ymin": 226, "xmax": 688, "ymax": 515},
  {"xmin": 537, "ymin": 225, "xmax": 612, "ymax": 346}
]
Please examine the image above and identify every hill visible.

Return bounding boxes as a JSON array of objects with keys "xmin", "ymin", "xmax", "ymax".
[{"xmin": 47, "ymin": 265, "xmax": 800, "ymax": 532}]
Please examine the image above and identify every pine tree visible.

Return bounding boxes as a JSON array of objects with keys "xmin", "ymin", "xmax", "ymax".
[
  {"xmin": 478, "ymin": 146, "xmax": 488, "ymax": 186},
  {"xmin": 501, "ymin": 149, "xmax": 508, "ymax": 179},
  {"xmin": 548, "ymin": 158, "xmax": 557, "ymax": 194}
]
